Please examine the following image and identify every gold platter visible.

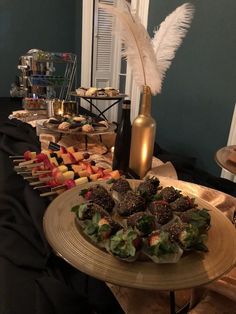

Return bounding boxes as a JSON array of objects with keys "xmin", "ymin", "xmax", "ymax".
[{"xmin": 43, "ymin": 179, "xmax": 236, "ymax": 291}]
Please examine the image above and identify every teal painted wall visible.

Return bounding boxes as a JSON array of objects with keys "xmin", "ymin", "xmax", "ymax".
[
  {"xmin": 148, "ymin": 0, "xmax": 236, "ymax": 176},
  {"xmin": 0, "ymin": 0, "xmax": 82, "ymax": 96}
]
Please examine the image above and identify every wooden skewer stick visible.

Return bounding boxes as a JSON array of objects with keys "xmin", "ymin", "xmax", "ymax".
[
  {"xmin": 32, "ymin": 170, "xmax": 52, "ymax": 176},
  {"xmin": 17, "ymin": 171, "xmax": 32, "ymax": 175},
  {"xmin": 14, "ymin": 166, "xmax": 28, "ymax": 171},
  {"xmin": 18, "ymin": 158, "xmax": 37, "ymax": 166},
  {"xmin": 23, "ymin": 176, "xmax": 38, "ymax": 180},
  {"xmin": 40, "ymin": 191, "xmax": 59, "ymax": 197},
  {"xmin": 33, "ymin": 185, "xmax": 51, "ymax": 190},
  {"xmin": 13, "ymin": 159, "xmax": 25, "ymax": 164},
  {"xmin": 29, "ymin": 178, "xmax": 51, "ymax": 186},
  {"xmin": 21, "ymin": 162, "xmax": 44, "ymax": 169},
  {"xmin": 51, "ymin": 184, "xmax": 66, "ymax": 191},
  {"xmin": 9, "ymin": 155, "xmax": 24, "ymax": 159}
]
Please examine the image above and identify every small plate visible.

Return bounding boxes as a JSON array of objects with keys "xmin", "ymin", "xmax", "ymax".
[{"xmin": 215, "ymin": 145, "xmax": 236, "ymax": 175}]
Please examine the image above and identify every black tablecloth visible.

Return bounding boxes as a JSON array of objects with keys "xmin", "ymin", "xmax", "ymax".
[{"xmin": 0, "ymin": 119, "xmax": 123, "ymax": 314}]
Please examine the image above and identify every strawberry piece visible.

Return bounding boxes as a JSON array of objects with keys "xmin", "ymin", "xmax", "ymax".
[
  {"xmin": 68, "ymin": 152, "xmax": 77, "ymax": 164},
  {"xmin": 79, "ymin": 161, "xmax": 89, "ymax": 170},
  {"xmin": 149, "ymin": 232, "xmax": 160, "ymax": 246},
  {"xmin": 43, "ymin": 155, "xmax": 54, "ymax": 170},
  {"xmin": 23, "ymin": 150, "xmax": 31, "ymax": 161},
  {"xmin": 60, "ymin": 146, "xmax": 67, "ymax": 154},
  {"xmin": 36, "ymin": 153, "xmax": 47, "ymax": 162},
  {"xmin": 48, "ymin": 179, "xmax": 58, "ymax": 187},
  {"xmin": 132, "ymin": 237, "xmax": 142, "ymax": 250},
  {"xmin": 64, "ymin": 179, "xmax": 76, "ymax": 189},
  {"xmin": 85, "ymin": 190, "xmax": 92, "ymax": 200}
]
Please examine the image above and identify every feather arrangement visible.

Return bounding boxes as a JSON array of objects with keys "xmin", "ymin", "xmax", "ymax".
[
  {"xmin": 99, "ymin": 1, "xmax": 194, "ymax": 95},
  {"xmin": 152, "ymin": 3, "xmax": 194, "ymax": 88},
  {"xmin": 99, "ymin": 0, "xmax": 161, "ymax": 95}
]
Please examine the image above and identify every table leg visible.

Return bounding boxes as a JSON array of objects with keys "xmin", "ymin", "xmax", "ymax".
[
  {"xmin": 170, "ymin": 291, "xmax": 176, "ymax": 314},
  {"xmin": 169, "ymin": 291, "xmax": 190, "ymax": 314}
]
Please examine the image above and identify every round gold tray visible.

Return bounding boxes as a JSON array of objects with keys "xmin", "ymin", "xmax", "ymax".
[{"xmin": 43, "ymin": 179, "xmax": 236, "ymax": 291}]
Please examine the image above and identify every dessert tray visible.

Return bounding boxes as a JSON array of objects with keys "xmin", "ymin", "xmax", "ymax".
[
  {"xmin": 43, "ymin": 178, "xmax": 236, "ymax": 290},
  {"xmin": 43, "ymin": 116, "xmax": 116, "ymax": 135}
]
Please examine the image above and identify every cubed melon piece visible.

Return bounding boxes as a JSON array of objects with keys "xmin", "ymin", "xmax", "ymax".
[
  {"xmin": 72, "ymin": 164, "xmax": 83, "ymax": 174},
  {"xmin": 78, "ymin": 170, "xmax": 90, "ymax": 177},
  {"xmin": 91, "ymin": 166, "xmax": 99, "ymax": 172},
  {"xmin": 110, "ymin": 170, "xmax": 120, "ymax": 180},
  {"xmin": 73, "ymin": 152, "xmax": 84, "ymax": 162},
  {"xmin": 67, "ymin": 146, "xmax": 75, "ymax": 153},
  {"xmin": 103, "ymin": 168, "xmax": 112, "ymax": 174},
  {"xmin": 61, "ymin": 154, "xmax": 72, "ymax": 165},
  {"xmin": 58, "ymin": 165, "xmax": 68, "ymax": 173},
  {"xmin": 78, "ymin": 161, "xmax": 88, "ymax": 170},
  {"xmin": 30, "ymin": 152, "xmax": 37, "ymax": 159},
  {"xmin": 55, "ymin": 150, "xmax": 61, "ymax": 158},
  {"xmin": 75, "ymin": 177, "xmax": 89, "ymax": 186},
  {"xmin": 50, "ymin": 157, "xmax": 58, "ymax": 167},
  {"xmin": 89, "ymin": 173, "xmax": 99, "ymax": 181},
  {"xmin": 62, "ymin": 171, "xmax": 74, "ymax": 180}
]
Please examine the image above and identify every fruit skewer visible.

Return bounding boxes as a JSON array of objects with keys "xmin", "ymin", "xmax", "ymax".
[{"xmin": 11, "ymin": 145, "xmax": 120, "ymax": 196}]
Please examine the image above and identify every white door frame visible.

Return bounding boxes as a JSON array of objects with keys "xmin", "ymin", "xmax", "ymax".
[
  {"xmin": 81, "ymin": 0, "xmax": 94, "ymax": 110},
  {"xmin": 81, "ymin": 0, "xmax": 150, "ymax": 120},
  {"xmin": 221, "ymin": 103, "xmax": 236, "ymax": 182}
]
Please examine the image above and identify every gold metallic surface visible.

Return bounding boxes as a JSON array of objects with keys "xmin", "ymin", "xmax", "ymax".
[
  {"xmin": 43, "ymin": 179, "xmax": 236, "ymax": 292},
  {"xmin": 129, "ymin": 85, "xmax": 156, "ymax": 178}
]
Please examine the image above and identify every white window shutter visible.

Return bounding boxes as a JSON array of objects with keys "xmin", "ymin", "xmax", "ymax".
[{"xmin": 92, "ymin": 0, "xmax": 118, "ymax": 121}]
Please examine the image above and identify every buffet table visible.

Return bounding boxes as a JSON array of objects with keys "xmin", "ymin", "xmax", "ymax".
[{"xmin": 0, "ymin": 119, "xmax": 236, "ymax": 314}]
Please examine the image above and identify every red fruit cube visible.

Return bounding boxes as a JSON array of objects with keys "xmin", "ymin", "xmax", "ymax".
[
  {"xmin": 23, "ymin": 150, "xmax": 31, "ymax": 161},
  {"xmin": 60, "ymin": 146, "xmax": 67, "ymax": 154}
]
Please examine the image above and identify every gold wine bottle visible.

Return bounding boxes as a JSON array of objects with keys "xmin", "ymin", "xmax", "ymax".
[{"xmin": 129, "ymin": 85, "xmax": 156, "ymax": 178}]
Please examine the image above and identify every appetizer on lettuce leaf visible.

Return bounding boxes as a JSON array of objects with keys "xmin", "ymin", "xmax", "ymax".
[
  {"xmin": 83, "ymin": 212, "xmax": 121, "ymax": 247},
  {"xmin": 117, "ymin": 190, "xmax": 146, "ymax": 217},
  {"xmin": 176, "ymin": 208, "xmax": 211, "ymax": 233},
  {"xmin": 127, "ymin": 212, "xmax": 156, "ymax": 236},
  {"xmin": 148, "ymin": 200, "xmax": 173, "ymax": 226},
  {"xmin": 106, "ymin": 227, "xmax": 142, "ymax": 261},
  {"xmin": 170, "ymin": 196, "xmax": 196, "ymax": 212},
  {"xmin": 137, "ymin": 177, "xmax": 160, "ymax": 201},
  {"xmin": 166, "ymin": 222, "xmax": 209, "ymax": 252},
  {"xmin": 143, "ymin": 231, "xmax": 183, "ymax": 263},
  {"xmin": 80, "ymin": 185, "xmax": 115, "ymax": 213},
  {"xmin": 111, "ymin": 178, "xmax": 132, "ymax": 199},
  {"xmin": 71, "ymin": 202, "xmax": 109, "ymax": 221},
  {"xmin": 156, "ymin": 186, "xmax": 182, "ymax": 203}
]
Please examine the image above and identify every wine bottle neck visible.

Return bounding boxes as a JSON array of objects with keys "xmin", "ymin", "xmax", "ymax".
[{"xmin": 140, "ymin": 85, "xmax": 151, "ymax": 116}]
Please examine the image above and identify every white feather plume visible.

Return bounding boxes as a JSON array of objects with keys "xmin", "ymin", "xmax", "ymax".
[
  {"xmin": 152, "ymin": 3, "xmax": 194, "ymax": 88},
  {"xmin": 99, "ymin": 1, "xmax": 194, "ymax": 95},
  {"xmin": 99, "ymin": 0, "xmax": 162, "ymax": 95}
]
